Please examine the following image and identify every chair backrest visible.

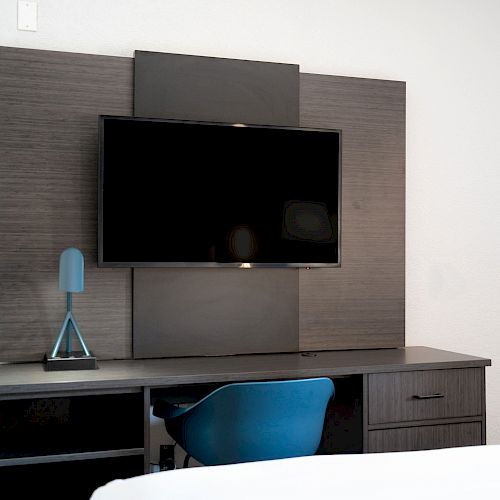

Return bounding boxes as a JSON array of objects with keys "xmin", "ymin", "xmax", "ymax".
[{"xmin": 177, "ymin": 377, "xmax": 334, "ymax": 466}]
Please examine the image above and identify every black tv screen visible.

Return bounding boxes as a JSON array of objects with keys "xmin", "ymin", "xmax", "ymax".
[{"xmin": 98, "ymin": 116, "xmax": 341, "ymax": 267}]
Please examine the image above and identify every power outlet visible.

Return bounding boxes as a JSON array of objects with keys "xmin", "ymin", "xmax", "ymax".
[
  {"xmin": 18, "ymin": 1, "xmax": 38, "ymax": 32},
  {"xmin": 159, "ymin": 444, "xmax": 176, "ymax": 471}
]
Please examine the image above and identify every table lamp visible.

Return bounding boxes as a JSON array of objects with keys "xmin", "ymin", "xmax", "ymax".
[{"xmin": 44, "ymin": 248, "xmax": 97, "ymax": 371}]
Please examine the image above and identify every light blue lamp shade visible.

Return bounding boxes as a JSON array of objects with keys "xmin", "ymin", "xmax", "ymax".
[{"xmin": 59, "ymin": 248, "xmax": 84, "ymax": 293}]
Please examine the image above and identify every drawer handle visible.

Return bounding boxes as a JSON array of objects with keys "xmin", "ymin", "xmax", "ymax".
[{"xmin": 413, "ymin": 393, "xmax": 445, "ymax": 400}]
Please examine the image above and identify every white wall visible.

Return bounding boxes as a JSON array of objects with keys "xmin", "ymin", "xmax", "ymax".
[{"xmin": 1, "ymin": 0, "xmax": 499, "ymax": 443}]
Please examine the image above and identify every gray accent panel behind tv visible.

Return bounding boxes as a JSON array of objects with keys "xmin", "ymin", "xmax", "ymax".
[
  {"xmin": 134, "ymin": 51, "xmax": 299, "ymax": 125},
  {"xmin": 133, "ymin": 269, "xmax": 299, "ymax": 358},
  {"xmin": 133, "ymin": 51, "xmax": 301, "ymax": 358}
]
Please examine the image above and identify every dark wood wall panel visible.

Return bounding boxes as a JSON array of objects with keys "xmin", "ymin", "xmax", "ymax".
[
  {"xmin": 133, "ymin": 268, "xmax": 298, "ymax": 358},
  {"xmin": 133, "ymin": 51, "xmax": 300, "ymax": 358},
  {"xmin": 299, "ymin": 74, "xmax": 405, "ymax": 350},
  {"xmin": 0, "ymin": 47, "xmax": 134, "ymax": 362},
  {"xmin": 0, "ymin": 47, "xmax": 405, "ymax": 362},
  {"xmin": 134, "ymin": 51, "xmax": 299, "ymax": 125}
]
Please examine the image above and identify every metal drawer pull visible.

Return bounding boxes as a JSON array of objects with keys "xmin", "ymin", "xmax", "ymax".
[{"xmin": 413, "ymin": 393, "xmax": 445, "ymax": 400}]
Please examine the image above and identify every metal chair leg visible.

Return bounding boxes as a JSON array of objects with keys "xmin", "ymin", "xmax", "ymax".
[{"xmin": 183, "ymin": 454, "xmax": 191, "ymax": 468}]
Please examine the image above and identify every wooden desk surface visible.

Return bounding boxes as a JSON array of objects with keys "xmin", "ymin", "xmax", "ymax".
[{"xmin": 0, "ymin": 346, "xmax": 490, "ymax": 397}]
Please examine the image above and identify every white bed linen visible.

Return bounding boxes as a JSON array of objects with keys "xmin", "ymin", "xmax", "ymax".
[{"xmin": 91, "ymin": 445, "xmax": 500, "ymax": 500}]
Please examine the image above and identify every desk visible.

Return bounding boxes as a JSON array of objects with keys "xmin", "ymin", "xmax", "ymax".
[{"xmin": 0, "ymin": 347, "xmax": 491, "ymax": 498}]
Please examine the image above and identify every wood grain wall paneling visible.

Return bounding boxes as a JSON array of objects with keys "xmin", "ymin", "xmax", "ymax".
[
  {"xmin": 0, "ymin": 47, "xmax": 134, "ymax": 362},
  {"xmin": 299, "ymin": 74, "xmax": 405, "ymax": 350},
  {"xmin": 0, "ymin": 47, "xmax": 406, "ymax": 362}
]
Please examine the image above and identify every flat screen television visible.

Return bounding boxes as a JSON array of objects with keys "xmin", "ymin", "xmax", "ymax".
[{"xmin": 98, "ymin": 116, "xmax": 341, "ymax": 267}]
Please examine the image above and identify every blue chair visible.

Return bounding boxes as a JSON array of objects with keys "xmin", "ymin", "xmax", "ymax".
[{"xmin": 153, "ymin": 377, "xmax": 334, "ymax": 466}]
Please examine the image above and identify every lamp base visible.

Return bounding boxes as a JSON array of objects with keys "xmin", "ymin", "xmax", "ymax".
[{"xmin": 44, "ymin": 351, "xmax": 98, "ymax": 371}]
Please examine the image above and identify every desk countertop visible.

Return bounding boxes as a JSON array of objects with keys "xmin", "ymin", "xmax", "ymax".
[{"xmin": 0, "ymin": 346, "xmax": 491, "ymax": 397}]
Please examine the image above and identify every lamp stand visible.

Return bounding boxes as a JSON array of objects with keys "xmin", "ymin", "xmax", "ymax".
[{"xmin": 44, "ymin": 292, "xmax": 97, "ymax": 371}]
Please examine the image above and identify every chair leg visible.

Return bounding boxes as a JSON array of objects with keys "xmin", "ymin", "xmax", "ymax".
[{"xmin": 183, "ymin": 454, "xmax": 191, "ymax": 468}]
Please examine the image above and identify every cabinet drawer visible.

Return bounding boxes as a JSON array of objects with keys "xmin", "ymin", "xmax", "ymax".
[
  {"xmin": 368, "ymin": 368, "xmax": 482, "ymax": 425},
  {"xmin": 368, "ymin": 422, "xmax": 482, "ymax": 453}
]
